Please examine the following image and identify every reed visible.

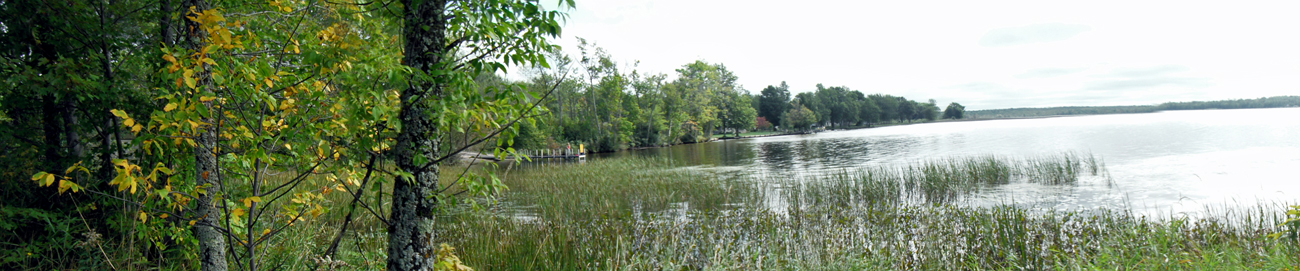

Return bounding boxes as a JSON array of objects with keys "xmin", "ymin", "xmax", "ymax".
[
  {"xmin": 253, "ymin": 153, "xmax": 1296, "ymax": 270},
  {"xmin": 430, "ymin": 154, "xmax": 1297, "ymax": 270},
  {"xmin": 440, "ymin": 204, "xmax": 1297, "ymax": 270}
]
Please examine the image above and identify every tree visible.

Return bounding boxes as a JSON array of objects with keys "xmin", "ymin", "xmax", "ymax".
[
  {"xmin": 673, "ymin": 60, "xmax": 736, "ymax": 139},
  {"xmin": 852, "ymin": 92, "xmax": 880, "ymax": 125},
  {"xmin": 755, "ymin": 116, "xmax": 773, "ymax": 130},
  {"xmin": 390, "ymin": 0, "xmax": 568, "ymax": 270},
  {"xmin": 869, "ymin": 94, "xmax": 899, "ymax": 123},
  {"xmin": 793, "ymin": 92, "xmax": 824, "ymax": 126},
  {"xmin": 944, "ymin": 102, "xmax": 966, "ymax": 119},
  {"xmin": 897, "ymin": 97, "xmax": 916, "ymax": 122},
  {"xmin": 921, "ymin": 100, "xmax": 940, "ymax": 121},
  {"xmin": 757, "ymin": 82, "xmax": 790, "ymax": 125},
  {"xmin": 781, "ymin": 105, "xmax": 817, "ymax": 132},
  {"xmin": 717, "ymin": 90, "xmax": 756, "ymax": 137}
]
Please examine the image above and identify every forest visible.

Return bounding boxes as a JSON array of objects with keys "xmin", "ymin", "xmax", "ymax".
[{"xmin": 507, "ymin": 41, "xmax": 956, "ymax": 153}]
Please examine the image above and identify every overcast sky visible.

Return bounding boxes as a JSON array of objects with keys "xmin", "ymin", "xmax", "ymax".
[{"xmin": 533, "ymin": 0, "xmax": 1300, "ymax": 110}]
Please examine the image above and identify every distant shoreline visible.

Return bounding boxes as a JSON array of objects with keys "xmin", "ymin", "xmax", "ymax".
[{"xmin": 494, "ymin": 105, "xmax": 1300, "ymax": 159}]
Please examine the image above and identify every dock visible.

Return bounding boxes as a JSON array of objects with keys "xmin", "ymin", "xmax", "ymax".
[{"xmin": 458, "ymin": 145, "xmax": 587, "ymax": 162}]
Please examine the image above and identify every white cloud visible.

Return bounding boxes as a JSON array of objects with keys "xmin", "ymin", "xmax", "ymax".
[{"xmin": 979, "ymin": 23, "xmax": 1091, "ymax": 47}]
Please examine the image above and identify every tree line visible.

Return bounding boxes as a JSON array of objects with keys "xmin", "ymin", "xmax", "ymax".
[
  {"xmin": 966, "ymin": 96, "xmax": 1300, "ymax": 119},
  {"xmin": 508, "ymin": 46, "xmax": 963, "ymax": 153}
]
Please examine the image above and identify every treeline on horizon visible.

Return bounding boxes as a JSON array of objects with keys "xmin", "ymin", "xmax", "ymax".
[
  {"xmin": 506, "ymin": 40, "xmax": 965, "ymax": 153},
  {"xmin": 966, "ymin": 96, "xmax": 1300, "ymax": 119}
]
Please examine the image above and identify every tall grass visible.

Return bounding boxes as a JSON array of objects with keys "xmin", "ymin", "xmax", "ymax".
[
  {"xmin": 442, "ymin": 204, "xmax": 1297, "ymax": 270},
  {"xmin": 786, "ymin": 152, "xmax": 1108, "ymax": 205},
  {"xmin": 228, "ymin": 152, "xmax": 1295, "ymax": 270},
  {"xmin": 433, "ymin": 153, "xmax": 1298, "ymax": 270},
  {"xmin": 485, "ymin": 158, "xmax": 763, "ymax": 221}
]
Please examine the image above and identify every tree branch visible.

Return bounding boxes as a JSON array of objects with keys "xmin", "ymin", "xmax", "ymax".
[{"xmin": 416, "ymin": 71, "xmax": 567, "ymax": 172}]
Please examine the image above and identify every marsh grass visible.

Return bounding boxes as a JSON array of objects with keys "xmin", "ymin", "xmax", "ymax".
[
  {"xmin": 235, "ymin": 153, "xmax": 1295, "ymax": 270},
  {"xmin": 485, "ymin": 158, "xmax": 764, "ymax": 221},
  {"xmin": 434, "ymin": 153, "xmax": 1297, "ymax": 270},
  {"xmin": 786, "ymin": 152, "xmax": 1108, "ymax": 205},
  {"xmin": 442, "ymin": 204, "xmax": 1297, "ymax": 270}
]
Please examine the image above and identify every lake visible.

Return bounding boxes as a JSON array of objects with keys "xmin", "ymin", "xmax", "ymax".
[{"xmin": 593, "ymin": 107, "xmax": 1300, "ymax": 215}]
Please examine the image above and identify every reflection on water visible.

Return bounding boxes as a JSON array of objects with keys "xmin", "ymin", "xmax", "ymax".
[{"xmin": 578, "ymin": 108, "xmax": 1300, "ymax": 215}]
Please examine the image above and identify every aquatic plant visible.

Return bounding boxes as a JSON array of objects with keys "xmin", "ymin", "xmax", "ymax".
[{"xmin": 431, "ymin": 154, "xmax": 1297, "ymax": 270}]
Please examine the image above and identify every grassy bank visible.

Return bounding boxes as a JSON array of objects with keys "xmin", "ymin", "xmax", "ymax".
[{"xmin": 434, "ymin": 154, "xmax": 1296, "ymax": 270}]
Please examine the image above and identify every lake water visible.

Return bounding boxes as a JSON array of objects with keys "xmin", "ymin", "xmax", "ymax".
[{"xmin": 596, "ymin": 108, "xmax": 1300, "ymax": 215}]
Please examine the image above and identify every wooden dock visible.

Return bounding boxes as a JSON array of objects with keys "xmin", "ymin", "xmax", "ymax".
[
  {"xmin": 459, "ymin": 146, "xmax": 587, "ymax": 162},
  {"xmin": 517, "ymin": 147, "xmax": 586, "ymax": 160}
]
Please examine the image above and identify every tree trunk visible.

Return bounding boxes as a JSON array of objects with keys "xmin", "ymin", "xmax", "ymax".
[
  {"xmin": 388, "ymin": 0, "xmax": 446, "ymax": 270},
  {"xmin": 41, "ymin": 94, "xmax": 63, "ymax": 173},
  {"xmin": 181, "ymin": 0, "xmax": 228, "ymax": 269},
  {"xmin": 160, "ymin": 0, "xmax": 174, "ymax": 47}
]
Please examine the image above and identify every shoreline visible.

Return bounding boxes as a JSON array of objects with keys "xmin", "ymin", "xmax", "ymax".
[{"xmin": 508, "ymin": 107, "xmax": 1297, "ymax": 158}]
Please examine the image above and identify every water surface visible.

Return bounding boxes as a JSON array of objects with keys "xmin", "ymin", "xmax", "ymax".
[{"xmin": 595, "ymin": 108, "xmax": 1300, "ymax": 215}]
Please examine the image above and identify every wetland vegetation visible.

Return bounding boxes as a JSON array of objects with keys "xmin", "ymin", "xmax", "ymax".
[{"xmin": 432, "ymin": 154, "xmax": 1298, "ymax": 270}]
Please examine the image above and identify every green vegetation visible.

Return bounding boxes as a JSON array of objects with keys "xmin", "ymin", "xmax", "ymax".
[
  {"xmin": 1160, "ymin": 96, "xmax": 1300, "ymax": 111},
  {"xmin": 3, "ymin": 0, "xmax": 1297, "ymax": 269},
  {"xmin": 2, "ymin": 0, "xmax": 568, "ymax": 269},
  {"xmin": 780, "ymin": 105, "xmax": 819, "ymax": 133},
  {"xmin": 943, "ymin": 102, "xmax": 966, "ymax": 119},
  {"xmin": 968, "ymin": 105, "xmax": 1161, "ymax": 119},
  {"xmin": 968, "ymin": 96, "xmax": 1300, "ymax": 119},
  {"xmin": 517, "ymin": 50, "xmax": 953, "ymax": 153},
  {"xmin": 434, "ymin": 155, "xmax": 1298, "ymax": 270}
]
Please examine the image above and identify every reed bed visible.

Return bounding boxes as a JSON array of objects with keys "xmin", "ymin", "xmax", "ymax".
[
  {"xmin": 787, "ymin": 152, "xmax": 1108, "ymax": 205},
  {"xmin": 484, "ymin": 158, "xmax": 764, "ymax": 221},
  {"xmin": 432, "ymin": 154, "xmax": 1298, "ymax": 270},
  {"xmin": 441, "ymin": 204, "xmax": 1297, "ymax": 270}
]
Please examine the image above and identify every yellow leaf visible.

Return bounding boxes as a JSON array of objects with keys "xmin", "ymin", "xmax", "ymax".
[
  {"xmin": 231, "ymin": 208, "xmax": 246, "ymax": 220},
  {"xmin": 261, "ymin": 228, "xmax": 271, "ymax": 237},
  {"xmin": 110, "ymin": 109, "xmax": 129, "ymax": 119},
  {"xmin": 131, "ymin": 124, "xmax": 143, "ymax": 133},
  {"xmin": 138, "ymin": 212, "xmax": 148, "ymax": 223},
  {"xmin": 200, "ymin": 96, "xmax": 217, "ymax": 102},
  {"xmin": 57, "ymin": 179, "xmax": 68, "ymax": 194},
  {"xmin": 189, "ymin": 220, "xmax": 197, "ymax": 226},
  {"xmin": 124, "ymin": 118, "xmax": 135, "ymax": 128},
  {"xmin": 243, "ymin": 196, "xmax": 262, "ymax": 207},
  {"xmin": 183, "ymin": 67, "xmax": 195, "ymax": 80},
  {"xmin": 164, "ymin": 103, "xmax": 177, "ymax": 112},
  {"xmin": 44, "ymin": 174, "xmax": 56, "ymax": 187},
  {"xmin": 162, "ymin": 54, "xmax": 177, "ymax": 63}
]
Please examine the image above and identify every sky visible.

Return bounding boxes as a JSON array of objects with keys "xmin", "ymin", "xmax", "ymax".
[{"xmin": 525, "ymin": 0, "xmax": 1300, "ymax": 110}]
